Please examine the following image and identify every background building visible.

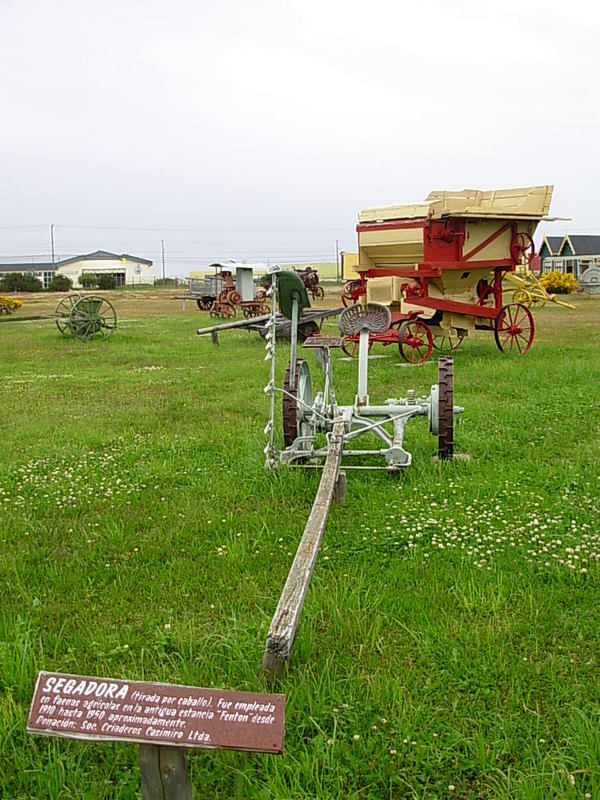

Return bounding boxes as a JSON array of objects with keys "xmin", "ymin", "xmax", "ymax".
[
  {"xmin": 539, "ymin": 235, "xmax": 600, "ymax": 279},
  {"xmin": 0, "ymin": 250, "xmax": 154, "ymax": 288}
]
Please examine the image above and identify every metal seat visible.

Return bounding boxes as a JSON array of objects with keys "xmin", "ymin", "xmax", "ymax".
[{"xmin": 338, "ymin": 303, "xmax": 391, "ymax": 336}]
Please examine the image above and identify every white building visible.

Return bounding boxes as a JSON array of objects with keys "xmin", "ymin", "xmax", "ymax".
[
  {"xmin": 57, "ymin": 250, "xmax": 155, "ymax": 287},
  {"xmin": 0, "ymin": 250, "xmax": 155, "ymax": 289}
]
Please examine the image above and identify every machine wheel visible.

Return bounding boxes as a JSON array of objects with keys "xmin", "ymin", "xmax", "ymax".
[
  {"xmin": 255, "ymin": 288, "xmax": 267, "ymax": 301},
  {"xmin": 398, "ymin": 320, "xmax": 433, "ymax": 364},
  {"xmin": 433, "ymin": 333, "xmax": 464, "ymax": 353},
  {"xmin": 312, "ymin": 286, "xmax": 325, "ymax": 300},
  {"xmin": 68, "ymin": 296, "xmax": 117, "ymax": 342},
  {"xmin": 54, "ymin": 293, "xmax": 82, "ymax": 334},
  {"xmin": 342, "ymin": 335, "xmax": 373, "ymax": 358},
  {"xmin": 511, "ymin": 289, "xmax": 532, "ymax": 306},
  {"xmin": 196, "ymin": 297, "xmax": 213, "ymax": 311},
  {"xmin": 437, "ymin": 357, "xmax": 454, "ymax": 460},
  {"xmin": 341, "ymin": 281, "xmax": 361, "ymax": 307},
  {"xmin": 228, "ymin": 291, "xmax": 242, "ymax": 305},
  {"xmin": 494, "ymin": 303, "xmax": 534, "ymax": 355},
  {"xmin": 282, "ymin": 359, "xmax": 313, "ymax": 448},
  {"xmin": 510, "ymin": 232, "xmax": 535, "ymax": 267}
]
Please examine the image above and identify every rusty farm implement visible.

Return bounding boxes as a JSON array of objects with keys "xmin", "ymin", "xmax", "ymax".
[
  {"xmin": 257, "ymin": 267, "xmax": 464, "ymax": 676},
  {"xmin": 0, "ymin": 293, "xmax": 117, "ymax": 341},
  {"xmin": 340, "ymin": 185, "xmax": 565, "ymax": 362},
  {"xmin": 189, "ymin": 262, "xmax": 270, "ymax": 318}
]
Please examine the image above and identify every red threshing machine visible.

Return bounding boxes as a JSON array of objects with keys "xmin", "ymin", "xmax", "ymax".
[{"xmin": 341, "ymin": 185, "xmax": 557, "ymax": 362}]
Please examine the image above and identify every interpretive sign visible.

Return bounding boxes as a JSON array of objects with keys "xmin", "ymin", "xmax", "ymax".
[{"xmin": 28, "ymin": 671, "xmax": 285, "ymax": 754}]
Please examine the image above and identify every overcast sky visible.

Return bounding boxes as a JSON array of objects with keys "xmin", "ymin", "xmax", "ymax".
[{"xmin": 1, "ymin": 0, "xmax": 599, "ymax": 275}]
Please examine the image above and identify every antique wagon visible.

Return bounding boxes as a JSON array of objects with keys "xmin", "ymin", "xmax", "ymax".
[
  {"xmin": 189, "ymin": 261, "xmax": 269, "ymax": 318},
  {"xmin": 342, "ymin": 185, "xmax": 556, "ymax": 361}
]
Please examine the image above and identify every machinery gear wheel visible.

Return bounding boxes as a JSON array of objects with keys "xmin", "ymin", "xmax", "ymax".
[
  {"xmin": 437, "ymin": 357, "xmax": 454, "ymax": 460},
  {"xmin": 282, "ymin": 359, "xmax": 313, "ymax": 448}
]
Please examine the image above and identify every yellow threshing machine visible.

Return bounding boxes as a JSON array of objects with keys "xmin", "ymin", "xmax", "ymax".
[{"xmin": 342, "ymin": 185, "xmax": 557, "ymax": 361}]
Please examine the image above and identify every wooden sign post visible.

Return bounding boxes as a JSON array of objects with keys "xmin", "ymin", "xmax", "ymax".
[{"xmin": 28, "ymin": 671, "xmax": 285, "ymax": 799}]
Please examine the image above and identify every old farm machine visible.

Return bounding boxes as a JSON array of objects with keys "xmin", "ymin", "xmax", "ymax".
[
  {"xmin": 340, "ymin": 185, "xmax": 558, "ymax": 362},
  {"xmin": 259, "ymin": 267, "xmax": 464, "ymax": 676},
  {"xmin": 0, "ymin": 293, "xmax": 117, "ymax": 341},
  {"xmin": 189, "ymin": 262, "xmax": 269, "ymax": 318}
]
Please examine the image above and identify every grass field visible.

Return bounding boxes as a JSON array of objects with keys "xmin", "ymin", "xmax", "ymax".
[{"xmin": 1, "ymin": 289, "xmax": 599, "ymax": 799}]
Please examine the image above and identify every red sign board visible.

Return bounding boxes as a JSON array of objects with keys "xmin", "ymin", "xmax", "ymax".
[{"xmin": 28, "ymin": 671, "xmax": 285, "ymax": 754}]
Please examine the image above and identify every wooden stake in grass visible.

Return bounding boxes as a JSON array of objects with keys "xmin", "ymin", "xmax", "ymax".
[
  {"xmin": 262, "ymin": 420, "xmax": 346, "ymax": 680},
  {"xmin": 139, "ymin": 745, "xmax": 192, "ymax": 800}
]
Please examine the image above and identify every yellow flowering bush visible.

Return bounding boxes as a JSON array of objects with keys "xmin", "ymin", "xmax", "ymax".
[
  {"xmin": 539, "ymin": 271, "xmax": 578, "ymax": 294},
  {"xmin": 0, "ymin": 295, "xmax": 23, "ymax": 313}
]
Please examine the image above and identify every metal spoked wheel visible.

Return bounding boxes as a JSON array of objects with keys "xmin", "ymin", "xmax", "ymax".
[
  {"xmin": 342, "ymin": 335, "xmax": 373, "ymax": 358},
  {"xmin": 437, "ymin": 357, "xmax": 454, "ymax": 460},
  {"xmin": 341, "ymin": 281, "xmax": 362, "ymax": 307},
  {"xmin": 494, "ymin": 303, "xmax": 535, "ymax": 355},
  {"xmin": 510, "ymin": 232, "xmax": 535, "ymax": 267},
  {"xmin": 312, "ymin": 286, "xmax": 325, "ymax": 301},
  {"xmin": 432, "ymin": 333, "xmax": 464, "ymax": 353},
  {"xmin": 511, "ymin": 289, "xmax": 532, "ymax": 306},
  {"xmin": 196, "ymin": 297, "xmax": 213, "ymax": 311},
  {"xmin": 68, "ymin": 295, "xmax": 117, "ymax": 342},
  {"xmin": 282, "ymin": 359, "xmax": 313, "ymax": 449},
  {"xmin": 54, "ymin": 293, "xmax": 82, "ymax": 334},
  {"xmin": 398, "ymin": 320, "xmax": 434, "ymax": 364}
]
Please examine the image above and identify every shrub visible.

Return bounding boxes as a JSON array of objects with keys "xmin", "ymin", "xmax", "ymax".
[
  {"xmin": 48, "ymin": 274, "xmax": 73, "ymax": 292},
  {"xmin": 97, "ymin": 274, "xmax": 117, "ymax": 290},
  {"xmin": 0, "ymin": 273, "xmax": 43, "ymax": 292},
  {"xmin": 79, "ymin": 272, "xmax": 98, "ymax": 289},
  {"xmin": 0, "ymin": 295, "xmax": 23, "ymax": 312},
  {"xmin": 155, "ymin": 278, "xmax": 176, "ymax": 287},
  {"xmin": 539, "ymin": 270, "xmax": 578, "ymax": 294}
]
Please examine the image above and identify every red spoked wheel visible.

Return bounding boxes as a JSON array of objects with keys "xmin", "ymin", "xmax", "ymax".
[
  {"xmin": 510, "ymin": 232, "xmax": 535, "ymax": 267},
  {"xmin": 342, "ymin": 335, "xmax": 373, "ymax": 358},
  {"xmin": 341, "ymin": 280, "xmax": 363, "ymax": 307},
  {"xmin": 398, "ymin": 320, "xmax": 434, "ymax": 364},
  {"xmin": 433, "ymin": 333, "xmax": 464, "ymax": 353},
  {"xmin": 494, "ymin": 303, "xmax": 535, "ymax": 355}
]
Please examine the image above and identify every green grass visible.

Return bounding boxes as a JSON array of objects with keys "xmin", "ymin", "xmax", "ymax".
[{"xmin": 1, "ymin": 293, "xmax": 599, "ymax": 798}]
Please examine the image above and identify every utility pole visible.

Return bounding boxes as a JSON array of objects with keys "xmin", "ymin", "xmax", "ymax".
[
  {"xmin": 335, "ymin": 239, "xmax": 340, "ymax": 283},
  {"xmin": 51, "ymin": 224, "xmax": 56, "ymax": 267},
  {"xmin": 161, "ymin": 239, "xmax": 166, "ymax": 286}
]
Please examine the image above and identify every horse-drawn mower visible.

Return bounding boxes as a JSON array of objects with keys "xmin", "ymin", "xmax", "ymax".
[
  {"xmin": 341, "ymin": 185, "xmax": 563, "ymax": 362},
  {"xmin": 263, "ymin": 268, "xmax": 462, "ymax": 471}
]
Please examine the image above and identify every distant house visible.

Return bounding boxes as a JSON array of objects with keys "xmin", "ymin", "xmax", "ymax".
[
  {"xmin": 56, "ymin": 250, "xmax": 154, "ymax": 287},
  {"xmin": 0, "ymin": 250, "xmax": 155, "ymax": 289},
  {"xmin": 539, "ymin": 235, "xmax": 600, "ymax": 279}
]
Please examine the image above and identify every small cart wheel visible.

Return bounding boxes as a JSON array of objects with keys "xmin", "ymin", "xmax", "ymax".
[
  {"xmin": 398, "ymin": 320, "xmax": 433, "ymax": 364},
  {"xmin": 511, "ymin": 289, "xmax": 532, "ymax": 306},
  {"xmin": 255, "ymin": 288, "xmax": 267, "ymax": 302},
  {"xmin": 282, "ymin": 359, "xmax": 313, "ymax": 449},
  {"xmin": 342, "ymin": 335, "xmax": 372, "ymax": 358},
  {"xmin": 196, "ymin": 297, "xmax": 213, "ymax": 311},
  {"xmin": 69, "ymin": 295, "xmax": 117, "ymax": 342},
  {"xmin": 510, "ymin": 232, "xmax": 535, "ymax": 267},
  {"xmin": 437, "ymin": 357, "xmax": 454, "ymax": 460},
  {"xmin": 433, "ymin": 333, "xmax": 464, "ymax": 353},
  {"xmin": 54, "ymin": 293, "xmax": 82, "ymax": 335},
  {"xmin": 494, "ymin": 303, "xmax": 535, "ymax": 355},
  {"xmin": 312, "ymin": 286, "xmax": 325, "ymax": 300}
]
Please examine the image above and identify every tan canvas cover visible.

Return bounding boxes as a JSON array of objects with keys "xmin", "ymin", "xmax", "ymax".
[{"xmin": 359, "ymin": 185, "xmax": 553, "ymax": 223}]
